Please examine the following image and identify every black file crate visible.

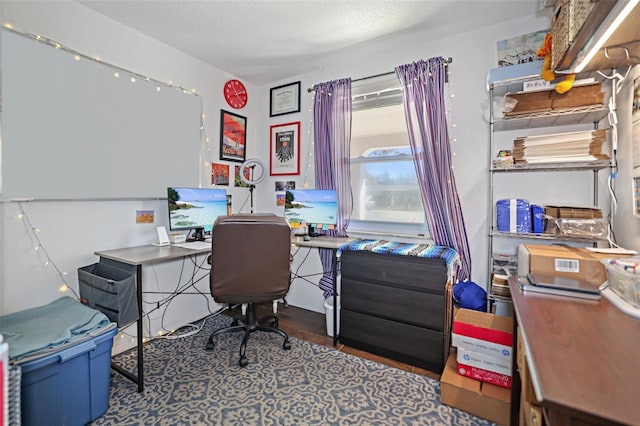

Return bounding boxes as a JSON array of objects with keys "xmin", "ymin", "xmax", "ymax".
[{"xmin": 78, "ymin": 262, "xmax": 138, "ymax": 327}]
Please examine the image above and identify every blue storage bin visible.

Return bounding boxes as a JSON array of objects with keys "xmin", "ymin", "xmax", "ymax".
[
  {"xmin": 20, "ymin": 326, "xmax": 116, "ymax": 426},
  {"xmin": 496, "ymin": 198, "xmax": 532, "ymax": 233},
  {"xmin": 531, "ymin": 204, "xmax": 544, "ymax": 234}
]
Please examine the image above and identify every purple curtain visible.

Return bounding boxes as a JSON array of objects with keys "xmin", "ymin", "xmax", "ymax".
[
  {"xmin": 312, "ymin": 78, "xmax": 352, "ymax": 298},
  {"xmin": 395, "ymin": 58, "xmax": 471, "ymax": 281}
]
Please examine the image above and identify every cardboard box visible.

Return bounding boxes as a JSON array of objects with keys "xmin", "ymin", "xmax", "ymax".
[
  {"xmin": 505, "ymin": 82, "xmax": 604, "ymax": 115},
  {"xmin": 456, "ymin": 354, "xmax": 512, "ymax": 389},
  {"xmin": 451, "ymin": 308, "xmax": 513, "ymax": 359},
  {"xmin": 457, "ymin": 347, "xmax": 512, "ymax": 376},
  {"xmin": 517, "ymin": 243, "xmax": 623, "ymax": 285},
  {"xmin": 440, "ymin": 352, "xmax": 511, "ymax": 426},
  {"xmin": 543, "ymin": 205, "xmax": 602, "ymax": 234}
]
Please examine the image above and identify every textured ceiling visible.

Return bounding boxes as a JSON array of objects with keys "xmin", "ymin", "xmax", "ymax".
[{"xmin": 78, "ymin": 0, "xmax": 542, "ymax": 86}]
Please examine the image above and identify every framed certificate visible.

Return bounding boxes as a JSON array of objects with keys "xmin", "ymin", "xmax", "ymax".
[{"xmin": 270, "ymin": 81, "xmax": 301, "ymax": 117}]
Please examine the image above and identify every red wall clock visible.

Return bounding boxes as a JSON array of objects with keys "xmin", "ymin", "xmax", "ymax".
[{"xmin": 223, "ymin": 79, "xmax": 248, "ymax": 109}]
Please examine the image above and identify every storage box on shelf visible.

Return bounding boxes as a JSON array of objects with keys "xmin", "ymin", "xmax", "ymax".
[
  {"xmin": 486, "ymin": 61, "xmax": 612, "ymax": 311},
  {"xmin": 551, "ymin": 0, "xmax": 597, "ymax": 70},
  {"xmin": 602, "ymin": 257, "xmax": 640, "ymax": 309},
  {"xmin": 490, "ymin": 253, "xmax": 518, "ymax": 304},
  {"xmin": 504, "ymin": 81, "xmax": 604, "ymax": 115},
  {"xmin": 517, "ymin": 243, "xmax": 629, "ymax": 286}
]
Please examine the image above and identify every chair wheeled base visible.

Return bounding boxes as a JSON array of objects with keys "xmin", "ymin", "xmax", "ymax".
[{"xmin": 206, "ymin": 303, "xmax": 291, "ymax": 367}]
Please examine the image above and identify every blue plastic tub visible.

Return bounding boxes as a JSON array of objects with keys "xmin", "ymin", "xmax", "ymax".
[
  {"xmin": 20, "ymin": 326, "xmax": 116, "ymax": 426},
  {"xmin": 496, "ymin": 198, "xmax": 532, "ymax": 233},
  {"xmin": 531, "ymin": 204, "xmax": 544, "ymax": 234}
]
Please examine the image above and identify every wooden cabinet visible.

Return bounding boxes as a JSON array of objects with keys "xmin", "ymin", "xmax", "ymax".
[
  {"xmin": 516, "ymin": 326, "xmax": 544, "ymax": 426},
  {"xmin": 339, "ymin": 249, "xmax": 452, "ymax": 373},
  {"xmin": 509, "ymin": 276, "xmax": 640, "ymax": 426}
]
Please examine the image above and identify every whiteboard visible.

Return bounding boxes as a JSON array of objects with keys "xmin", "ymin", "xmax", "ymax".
[{"xmin": 1, "ymin": 30, "xmax": 202, "ymax": 199}]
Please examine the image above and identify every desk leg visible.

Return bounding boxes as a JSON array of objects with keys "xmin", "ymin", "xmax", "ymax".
[
  {"xmin": 332, "ymin": 249, "xmax": 339, "ymax": 347},
  {"xmin": 135, "ymin": 264, "xmax": 143, "ymax": 392}
]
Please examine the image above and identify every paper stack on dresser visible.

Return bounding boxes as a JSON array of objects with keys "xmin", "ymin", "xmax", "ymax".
[{"xmin": 451, "ymin": 308, "xmax": 514, "ymax": 389}]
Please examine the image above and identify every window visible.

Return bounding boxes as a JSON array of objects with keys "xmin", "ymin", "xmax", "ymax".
[{"xmin": 349, "ymin": 75, "xmax": 429, "ymax": 238}]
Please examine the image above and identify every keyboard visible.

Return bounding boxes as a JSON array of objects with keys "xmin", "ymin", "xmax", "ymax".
[{"xmin": 173, "ymin": 241, "xmax": 211, "ymax": 250}]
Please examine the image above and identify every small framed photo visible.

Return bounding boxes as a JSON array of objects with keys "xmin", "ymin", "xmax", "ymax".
[
  {"xmin": 220, "ymin": 110, "xmax": 247, "ymax": 162},
  {"xmin": 270, "ymin": 81, "xmax": 301, "ymax": 117},
  {"xmin": 270, "ymin": 122, "xmax": 300, "ymax": 176},
  {"xmin": 234, "ymin": 165, "xmax": 251, "ymax": 187},
  {"xmin": 211, "ymin": 162, "xmax": 230, "ymax": 185}
]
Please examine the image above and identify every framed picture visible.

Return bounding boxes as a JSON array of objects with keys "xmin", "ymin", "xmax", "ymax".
[
  {"xmin": 270, "ymin": 81, "xmax": 301, "ymax": 117},
  {"xmin": 220, "ymin": 110, "xmax": 247, "ymax": 162},
  {"xmin": 270, "ymin": 122, "xmax": 300, "ymax": 176},
  {"xmin": 234, "ymin": 165, "xmax": 250, "ymax": 187},
  {"xmin": 275, "ymin": 181, "xmax": 296, "ymax": 191},
  {"xmin": 211, "ymin": 162, "xmax": 230, "ymax": 185},
  {"xmin": 496, "ymin": 29, "xmax": 547, "ymax": 67}
]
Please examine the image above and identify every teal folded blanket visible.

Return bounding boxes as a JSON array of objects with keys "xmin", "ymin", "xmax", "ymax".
[{"xmin": 0, "ymin": 296, "xmax": 110, "ymax": 360}]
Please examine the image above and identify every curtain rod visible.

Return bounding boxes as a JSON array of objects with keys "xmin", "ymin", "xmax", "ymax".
[{"xmin": 306, "ymin": 57, "xmax": 452, "ymax": 92}]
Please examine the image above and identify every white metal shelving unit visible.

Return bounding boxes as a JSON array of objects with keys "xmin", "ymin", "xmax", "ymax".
[{"xmin": 486, "ymin": 62, "xmax": 614, "ymax": 308}]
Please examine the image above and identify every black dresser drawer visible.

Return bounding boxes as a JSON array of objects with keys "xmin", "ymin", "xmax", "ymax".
[
  {"xmin": 342, "ymin": 278, "xmax": 445, "ymax": 331},
  {"xmin": 340, "ymin": 250, "xmax": 447, "ymax": 294},
  {"xmin": 341, "ymin": 309, "xmax": 445, "ymax": 373}
]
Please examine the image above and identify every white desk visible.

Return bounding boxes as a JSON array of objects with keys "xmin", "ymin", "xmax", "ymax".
[
  {"xmin": 291, "ymin": 236, "xmax": 355, "ymax": 345},
  {"xmin": 94, "ymin": 244, "xmax": 211, "ymax": 392}
]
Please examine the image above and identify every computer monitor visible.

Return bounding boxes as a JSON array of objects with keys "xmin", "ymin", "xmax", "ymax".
[
  {"xmin": 167, "ymin": 187, "xmax": 228, "ymax": 241},
  {"xmin": 284, "ymin": 189, "xmax": 338, "ymax": 237}
]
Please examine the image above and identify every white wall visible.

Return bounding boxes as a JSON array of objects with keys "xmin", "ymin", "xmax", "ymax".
[
  {"xmin": 612, "ymin": 64, "xmax": 640, "ymax": 251},
  {"xmin": 2, "ymin": 1, "xmax": 638, "ymax": 344},
  {"xmin": 0, "ymin": 1, "xmax": 267, "ymax": 352},
  {"xmin": 258, "ymin": 8, "xmax": 556, "ymax": 295}
]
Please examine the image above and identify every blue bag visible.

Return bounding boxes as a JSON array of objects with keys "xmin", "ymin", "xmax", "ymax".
[{"xmin": 453, "ymin": 281, "xmax": 487, "ymax": 312}]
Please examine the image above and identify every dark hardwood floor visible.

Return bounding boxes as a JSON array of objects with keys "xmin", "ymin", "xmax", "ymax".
[{"xmin": 223, "ymin": 302, "xmax": 441, "ymax": 381}]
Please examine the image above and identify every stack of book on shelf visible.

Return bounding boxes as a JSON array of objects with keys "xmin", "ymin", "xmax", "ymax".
[
  {"xmin": 512, "ymin": 129, "xmax": 608, "ymax": 164},
  {"xmin": 517, "ymin": 273, "xmax": 602, "ymax": 300}
]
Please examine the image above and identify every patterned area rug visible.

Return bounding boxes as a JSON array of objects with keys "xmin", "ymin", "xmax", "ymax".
[{"xmin": 93, "ymin": 315, "xmax": 496, "ymax": 425}]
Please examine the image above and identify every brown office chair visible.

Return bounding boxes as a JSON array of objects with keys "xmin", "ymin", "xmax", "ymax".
[{"xmin": 206, "ymin": 214, "xmax": 292, "ymax": 367}]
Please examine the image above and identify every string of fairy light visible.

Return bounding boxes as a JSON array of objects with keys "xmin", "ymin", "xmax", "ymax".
[
  {"xmin": 2, "ymin": 23, "xmax": 214, "ymax": 174},
  {"xmin": 2, "ymin": 22, "xmax": 214, "ymax": 303},
  {"xmin": 445, "ymin": 66, "xmax": 458, "ymax": 169},
  {"xmin": 302, "ymin": 90, "xmax": 316, "ymax": 189},
  {"xmin": 15, "ymin": 201, "xmax": 79, "ymax": 299}
]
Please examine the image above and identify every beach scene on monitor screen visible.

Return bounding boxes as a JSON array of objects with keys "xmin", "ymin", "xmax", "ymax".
[
  {"xmin": 285, "ymin": 190, "xmax": 337, "ymax": 225},
  {"xmin": 169, "ymin": 188, "xmax": 227, "ymax": 232}
]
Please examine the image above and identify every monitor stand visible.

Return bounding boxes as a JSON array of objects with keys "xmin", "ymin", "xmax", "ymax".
[
  {"xmin": 308, "ymin": 226, "xmax": 322, "ymax": 238},
  {"xmin": 189, "ymin": 227, "xmax": 206, "ymax": 242}
]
